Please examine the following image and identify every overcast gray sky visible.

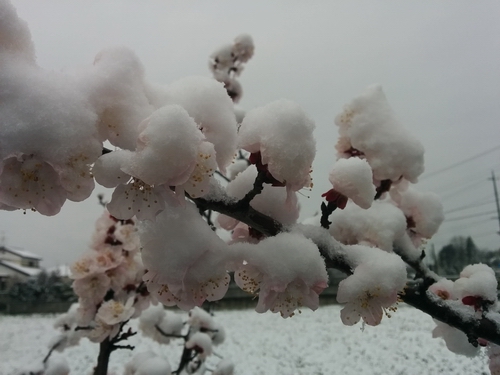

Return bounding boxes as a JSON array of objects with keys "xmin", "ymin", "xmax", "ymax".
[{"xmin": 2, "ymin": 1, "xmax": 500, "ymax": 268}]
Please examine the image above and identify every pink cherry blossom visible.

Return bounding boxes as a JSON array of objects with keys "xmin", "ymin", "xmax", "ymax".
[
  {"xmin": 96, "ymin": 298, "xmax": 135, "ymax": 326},
  {"xmin": 337, "ymin": 258, "xmax": 406, "ymax": 326}
]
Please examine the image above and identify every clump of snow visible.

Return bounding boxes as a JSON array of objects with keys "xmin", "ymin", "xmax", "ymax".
[
  {"xmin": 335, "ymin": 85, "xmax": 424, "ymax": 183},
  {"xmin": 232, "ymin": 232, "xmax": 328, "ymax": 317},
  {"xmin": 1, "ymin": 305, "xmax": 490, "ymax": 375},
  {"xmin": 141, "ymin": 201, "xmax": 231, "ymax": 309},
  {"xmin": 209, "ymin": 34, "xmax": 254, "ymax": 103},
  {"xmin": 185, "ymin": 332, "xmax": 213, "ymax": 359},
  {"xmin": 165, "ymin": 76, "xmax": 238, "ymax": 173},
  {"xmin": 121, "ymin": 105, "xmax": 205, "ymax": 187},
  {"xmin": 238, "ymin": 99, "xmax": 316, "ymax": 194},
  {"xmin": 218, "ymin": 165, "xmax": 300, "ymax": 237},
  {"xmin": 337, "ymin": 244, "xmax": 407, "ymax": 326},
  {"xmin": 455, "ymin": 263, "xmax": 498, "ymax": 303},
  {"xmin": 226, "ymin": 159, "xmax": 249, "ymax": 180},
  {"xmin": 124, "ymin": 351, "xmax": 171, "ymax": 375},
  {"xmin": 213, "ymin": 358, "xmax": 235, "ymax": 375},
  {"xmin": 329, "ymin": 201, "xmax": 407, "ymax": 252},
  {"xmin": 139, "ymin": 305, "xmax": 183, "ymax": 344},
  {"xmin": 45, "ymin": 355, "xmax": 70, "ymax": 375},
  {"xmin": 390, "ymin": 181, "xmax": 444, "ymax": 243},
  {"xmin": 0, "ymin": 0, "xmax": 35, "ymax": 61},
  {"xmin": 83, "ymin": 47, "xmax": 155, "ymax": 150},
  {"xmin": 328, "ymin": 157, "xmax": 375, "ymax": 209},
  {"xmin": 0, "ymin": 56, "xmax": 102, "ymax": 214}
]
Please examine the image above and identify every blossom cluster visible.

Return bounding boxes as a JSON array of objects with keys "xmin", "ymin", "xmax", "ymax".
[
  {"xmin": 68, "ymin": 210, "xmax": 153, "ymax": 343},
  {"xmin": 429, "ymin": 264, "xmax": 498, "ymax": 356},
  {"xmin": 209, "ymin": 34, "xmax": 254, "ymax": 103},
  {"xmin": 132, "ymin": 305, "xmax": 233, "ymax": 375},
  {"xmin": 3, "ymin": 2, "xmax": 500, "ymax": 372}
]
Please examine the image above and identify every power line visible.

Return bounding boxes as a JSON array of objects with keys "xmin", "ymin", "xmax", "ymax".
[
  {"xmin": 444, "ymin": 199, "xmax": 495, "ymax": 215},
  {"xmin": 443, "ymin": 210, "xmax": 498, "ymax": 223},
  {"xmin": 431, "ymin": 166, "xmax": 500, "ymax": 195},
  {"xmin": 421, "ymin": 145, "xmax": 500, "ymax": 180},
  {"xmin": 439, "ymin": 180, "xmax": 484, "ymax": 201}
]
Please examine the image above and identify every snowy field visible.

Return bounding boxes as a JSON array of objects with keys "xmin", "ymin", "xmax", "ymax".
[{"xmin": 0, "ymin": 304, "xmax": 489, "ymax": 375}]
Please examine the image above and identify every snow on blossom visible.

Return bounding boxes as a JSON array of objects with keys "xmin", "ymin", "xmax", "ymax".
[
  {"xmin": 134, "ymin": 357, "xmax": 172, "ymax": 375},
  {"xmin": 186, "ymin": 331, "xmax": 213, "ymax": 360},
  {"xmin": 0, "ymin": 52, "xmax": 101, "ymax": 214},
  {"xmin": 49, "ymin": 304, "xmax": 83, "ymax": 351},
  {"xmin": 209, "ymin": 34, "xmax": 254, "ymax": 104},
  {"xmin": 83, "ymin": 46, "xmax": 155, "ymax": 150},
  {"xmin": 226, "ymin": 158, "xmax": 249, "ymax": 180},
  {"xmin": 121, "ymin": 105, "xmax": 204, "ymax": 186},
  {"xmin": 329, "ymin": 200, "xmax": 407, "ymax": 252},
  {"xmin": 188, "ymin": 306, "xmax": 216, "ymax": 332},
  {"xmin": 93, "ymin": 105, "xmax": 218, "ymax": 219},
  {"xmin": 232, "ymin": 232, "xmax": 328, "ymax": 318},
  {"xmin": 96, "ymin": 298, "xmax": 135, "ymax": 326},
  {"xmin": 238, "ymin": 99, "xmax": 316, "ymax": 195},
  {"xmin": 139, "ymin": 305, "xmax": 183, "ymax": 344},
  {"xmin": 233, "ymin": 34, "xmax": 255, "ymax": 63},
  {"xmin": 213, "ymin": 359, "xmax": 235, "ymax": 375},
  {"xmin": 93, "ymin": 152, "xmax": 167, "ymax": 221},
  {"xmin": 334, "ymin": 85, "xmax": 424, "ymax": 183},
  {"xmin": 124, "ymin": 351, "xmax": 156, "ymax": 375},
  {"xmin": 165, "ymin": 76, "xmax": 238, "ymax": 172},
  {"xmin": 0, "ymin": 0, "xmax": 35, "ymax": 61},
  {"xmin": 44, "ymin": 355, "xmax": 70, "ymax": 375},
  {"xmin": 178, "ymin": 140, "xmax": 218, "ymax": 199},
  {"xmin": 489, "ymin": 344, "xmax": 500, "ymax": 375},
  {"xmin": 337, "ymin": 244, "xmax": 407, "ymax": 326},
  {"xmin": 0, "ymin": 5, "xmax": 103, "ymax": 215},
  {"xmin": 141, "ymin": 201, "xmax": 231, "ymax": 309},
  {"xmin": 217, "ymin": 165, "xmax": 300, "ymax": 235},
  {"xmin": 432, "ymin": 320, "xmax": 480, "ymax": 357},
  {"xmin": 209, "ymin": 43, "xmax": 234, "ymax": 80},
  {"xmin": 389, "ymin": 181, "xmax": 444, "ymax": 243},
  {"xmin": 210, "ymin": 323, "xmax": 226, "ymax": 346},
  {"xmin": 428, "ymin": 278, "xmax": 459, "ymax": 301},
  {"xmin": 327, "ymin": 157, "xmax": 375, "ymax": 209},
  {"xmin": 454, "ymin": 264, "xmax": 498, "ymax": 304},
  {"xmin": 124, "ymin": 351, "xmax": 172, "ymax": 375}
]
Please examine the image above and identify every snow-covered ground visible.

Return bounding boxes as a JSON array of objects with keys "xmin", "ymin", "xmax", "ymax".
[{"xmin": 0, "ymin": 304, "xmax": 489, "ymax": 375}]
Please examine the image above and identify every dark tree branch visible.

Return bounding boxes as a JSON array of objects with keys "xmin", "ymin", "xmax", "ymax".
[
  {"xmin": 238, "ymin": 170, "xmax": 267, "ymax": 207},
  {"xmin": 43, "ymin": 340, "xmax": 61, "ymax": 364},
  {"xmin": 155, "ymin": 324, "xmax": 188, "ymax": 339},
  {"xmin": 174, "ymin": 329, "xmax": 195, "ymax": 375},
  {"xmin": 112, "ymin": 344, "xmax": 135, "ymax": 351},
  {"xmin": 401, "ymin": 280, "xmax": 500, "ymax": 346},
  {"xmin": 320, "ymin": 201, "xmax": 337, "ymax": 229},
  {"xmin": 194, "ymin": 187, "xmax": 500, "ymax": 346}
]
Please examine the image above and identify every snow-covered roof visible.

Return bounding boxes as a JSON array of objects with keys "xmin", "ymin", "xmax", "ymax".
[
  {"xmin": 0, "ymin": 260, "xmax": 42, "ymax": 277},
  {"xmin": 0, "ymin": 246, "xmax": 42, "ymax": 260}
]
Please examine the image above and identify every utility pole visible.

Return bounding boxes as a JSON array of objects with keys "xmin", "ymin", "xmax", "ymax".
[{"xmin": 490, "ymin": 170, "xmax": 500, "ymax": 235}]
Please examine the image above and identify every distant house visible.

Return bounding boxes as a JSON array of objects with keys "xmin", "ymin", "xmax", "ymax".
[{"xmin": 0, "ymin": 246, "xmax": 42, "ymax": 293}]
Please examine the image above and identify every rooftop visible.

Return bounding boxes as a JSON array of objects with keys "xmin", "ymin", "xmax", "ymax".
[
  {"xmin": 0, "ymin": 260, "xmax": 42, "ymax": 277},
  {"xmin": 0, "ymin": 246, "xmax": 42, "ymax": 260}
]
